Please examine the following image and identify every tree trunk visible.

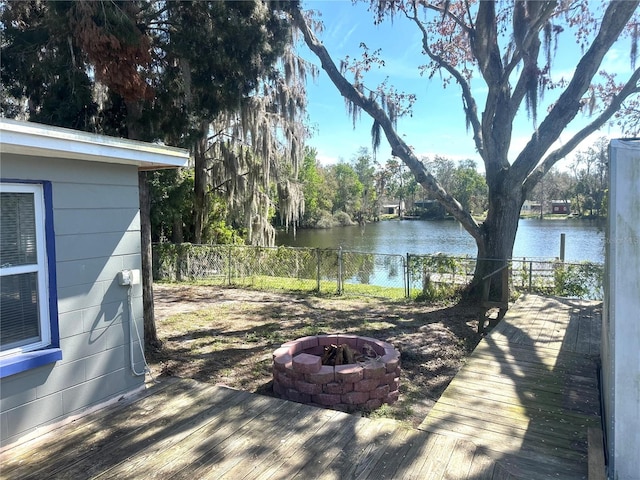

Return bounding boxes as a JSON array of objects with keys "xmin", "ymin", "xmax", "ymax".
[
  {"xmin": 466, "ymin": 179, "xmax": 523, "ymax": 302},
  {"xmin": 138, "ymin": 170, "xmax": 161, "ymax": 349},
  {"xmin": 126, "ymin": 99, "xmax": 161, "ymax": 350},
  {"xmin": 193, "ymin": 123, "xmax": 209, "ymax": 244}
]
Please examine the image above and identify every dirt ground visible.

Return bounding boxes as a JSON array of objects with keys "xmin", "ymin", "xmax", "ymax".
[{"xmin": 148, "ymin": 284, "xmax": 483, "ymax": 427}]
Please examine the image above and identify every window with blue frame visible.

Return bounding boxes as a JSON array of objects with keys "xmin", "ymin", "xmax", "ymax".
[{"xmin": 0, "ymin": 181, "xmax": 61, "ymax": 377}]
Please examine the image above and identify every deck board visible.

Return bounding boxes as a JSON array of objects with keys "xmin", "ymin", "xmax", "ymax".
[
  {"xmin": 419, "ymin": 294, "xmax": 602, "ymax": 479},
  {"xmin": 0, "ymin": 294, "xmax": 601, "ymax": 479}
]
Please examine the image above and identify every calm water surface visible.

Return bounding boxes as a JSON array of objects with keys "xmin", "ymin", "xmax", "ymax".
[{"xmin": 276, "ymin": 218, "xmax": 605, "ymax": 263}]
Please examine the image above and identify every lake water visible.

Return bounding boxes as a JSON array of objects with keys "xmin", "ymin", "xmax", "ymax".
[{"xmin": 276, "ymin": 218, "xmax": 606, "ymax": 263}]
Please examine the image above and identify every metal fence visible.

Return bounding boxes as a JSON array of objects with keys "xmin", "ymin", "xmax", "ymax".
[{"xmin": 152, "ymin": 243, "xmax": 604, "ymax": 300}]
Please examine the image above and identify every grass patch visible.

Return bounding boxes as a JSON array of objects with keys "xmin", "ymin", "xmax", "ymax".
[{"xmin": 150, "ymin": 284, "xmax": 482, "ymax": 427}]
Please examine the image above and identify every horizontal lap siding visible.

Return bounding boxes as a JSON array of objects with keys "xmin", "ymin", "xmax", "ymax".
[{"xmin": 0, "ymin": 155, "xmax": 145, "ymax": 445}]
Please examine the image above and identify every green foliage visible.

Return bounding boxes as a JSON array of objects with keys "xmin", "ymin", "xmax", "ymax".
[
  {"xmin": 351, "ymin": 148, "xmax": 379, "ymax": 221},
  {"xmin": 333, "ymin": 211, "xmax": 355, "ymax": 226},
  {"xmin": 450, "ymin": 160, "xmax": 488, "ymax": 214},
  {"xmin": 409, "ymin": 254, "xmax": 464, "ymax": 302},
  {"xmin": 552, "ymin": 262, "xmax": 604, "ymax": 299},
  {"xmin": 1, "ymin": 0, "xmax": 297, "ymax": 245},
  {"xmin": 420, "ymin": 157, "xmax": 488, "ymax": 215},
  {"xmin": 150, "ymin": 169, "xmax": 241, "ymax": 244},
  {"xmin": 300, "ymin": 147, "xmax": 334, "ymax": 226},
  {"xmin": 569, "ymin": 137, "xmax": 609, "ymax": 218},
  {"xmin": 382, "ymin": 158, "xmax": 418, "ymax": 207},
  {"xmin": 331, "ymin": 163, "xmax": 364, "ymax": 215},
  {"xmin": 1, "ymin": 2, "xmax": 98, "ymax": 130}
]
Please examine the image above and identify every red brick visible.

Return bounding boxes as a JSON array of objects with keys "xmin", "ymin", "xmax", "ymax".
[
  {"xmin": 296, "ymin": 335, "xmax": 320, "ymax": 350},
  {"xmin": 312, "ymin": 393, "xmax": 342, "ymax": 406},
  {"xmin": 386, "ymin": 390, "xmax": 400, "ymax": 404},
  {"xmin": 294, "ymin": 380, "xmax": 323, "ymax": 395},
  {"xmin": 363, "ymin": 362, "xmax": 386, "ymax": 379},
  {"xmin": 324, "ymin": 382, "xmax": 353, "ymax": 395},
  {"xmin": 273, "ymin": 353, "xmax": 292, "ymax": 371},
  {"xmin": 354, "ymin": 379, "xmax": 379, "ymax": 392},
  {"xmin": 383, "ymin": 356, "xmax": 400, "ymax": 373},
  {"xmin": 356, "ymin": 337, "xmax": 387, "ymax": 356},
  {"xmin": 305, "ymin": 345, "xmax": 325, "ymax": 356},
  {"xmin": 337, "ymin": 334, "xmax": 359, "ymax": 349},
  {"xmin": 335, "ymin": 365, "xmax": 363, "ymax": 383},
  {"xmin": 390, "ymin": 377, "xmax": 400, "ymax": 391},
  {"xmin": 273, "ymin": 382, "xmax": 284, "ymax": 396},
  {"xmin": 382, "ymin": 372, "xmax": 396, "ymax": 385},
  {"xmin": 384, "ymin": 347, "xmax": 398, "ymax": 357},
  {"xmin": 292, "ymin": 353, "xmax": 322, "ymax": 374},
  {"xmin": 365, "ymin": 398, "xmax": 383, "ymax": 410},
  {"xmin": 381, "ymin": 350, "xmax": 399, "ymax": 361},
  {"xmin": 273, "ymin": 347, "xmax": 292, "ymax": 359},
  {"xmin": 370, "ymin": 384, "xmax": 390, "ymax": 399},
  {"xmin": 281, "ymin": 340, "xmax": 302, "ymax": 355},
  {"xmin": 317, "ymin": 335, "xmax": 339, "ymax": 347},
  {"xmin": 276, "ymin": 371, "xmax": 295, "ymax": 389},
  {"xmin": 306, "ymin": 365, "xmax": 335, "ymax": 384},
  {"xmin": 290, "ymin": 369, "xmax": 305, "ymax": 380},
  {"xmin": 342, "ymin": 391, "xmax": 369, "ymax": 405}
]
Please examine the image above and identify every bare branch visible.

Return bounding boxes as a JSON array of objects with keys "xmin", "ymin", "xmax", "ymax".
[
  {"xmin": 511, "ymin": 0, "xmax": 640, "ymax": 184},
  {"xmin": 407, "ymin": 5, "xmax": 484, "ymax": 158},
  {"xmin": 524, "ymin": 66, "xmax": 640, "ymax": 195},
  {"xmin": 291, "ymin": 5, "xmax": 482, "ymax": 242},
  {"xmin": 422, "ymin": 2, "xmax": 471, "ymax": 33}
]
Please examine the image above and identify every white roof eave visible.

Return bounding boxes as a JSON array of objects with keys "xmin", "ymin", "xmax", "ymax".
[{"xmin": 0, "ymin": 119, "xmax": 189, "ymax": 169}]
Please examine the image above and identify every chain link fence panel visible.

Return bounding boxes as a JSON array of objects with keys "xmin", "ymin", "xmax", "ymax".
[{"xmin": 153, "ymin": 244, "xmax": 603, "ymax": 300}]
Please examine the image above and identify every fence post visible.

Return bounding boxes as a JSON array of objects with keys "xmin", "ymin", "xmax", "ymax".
[
  {"xmin": 337, "ymin": 247, "xmax": 343, "ymax": 295},
  {"xmin": 560, "ymin": 233, "xmax": 566, "ymax": 262},
  {"xmin": 406, "ymin": 253, "xmax": 411, "ymax": 298},
  {"xmin": 228, "ymin": 245, "xmax": 232, "ymax": 285},
  {"xmin": 316, "ymin": 248, "xmax": 321, "ymax": 293},
  {"xmin": 528, "ymin": 261, "xmax": 533, "ymax": 292}
]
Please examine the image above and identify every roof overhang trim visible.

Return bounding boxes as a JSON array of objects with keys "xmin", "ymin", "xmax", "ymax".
[{"xmin": 0, "ymin": 119, "xmax": 189, "ymax": 170}]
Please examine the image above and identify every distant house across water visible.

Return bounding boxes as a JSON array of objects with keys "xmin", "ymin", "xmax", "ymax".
[
  {"xmin": 521, "ymin": 199, "xmax": 570, "ymax": 215},
  {"xmin": 550, "ymin": 200, "xmax": 570, "ymax": 214}
]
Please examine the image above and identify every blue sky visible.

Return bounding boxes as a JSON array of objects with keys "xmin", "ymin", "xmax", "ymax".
[{"xmin": 298, "ymin": 1, "xmax": 634, "ymax": 167}]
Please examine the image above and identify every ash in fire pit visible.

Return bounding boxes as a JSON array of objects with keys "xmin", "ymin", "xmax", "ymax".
[{"xmin": 272, "ymin": 334, "xmax": 401, "ymax": 412}]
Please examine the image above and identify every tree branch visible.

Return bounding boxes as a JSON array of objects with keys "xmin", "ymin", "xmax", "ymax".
[
  {"xmin": 523, "ymin": 66, "xmax": 640, "ymax": 195},
  {"xmin": 407, "ymin": 5, "xmax": 484, "ymax": 158},
  {"xmin": 423, "ymin": 3, "xmax": 472, "ymax": 33},
  {"xmin": 291, "ymin": 5, "xmax": 481, "ymax": 242},
  {"xmin": 511, "ymin": 0, "xmax": 640, "ymax": 184}
]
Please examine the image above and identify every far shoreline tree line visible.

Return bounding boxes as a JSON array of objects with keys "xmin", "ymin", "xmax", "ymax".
[{"xmin": 151, "ymin": 137, "xmax": 609, "ymax": 246}]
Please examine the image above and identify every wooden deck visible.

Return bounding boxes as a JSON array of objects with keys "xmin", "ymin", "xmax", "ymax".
[
  {"xmin": 0, "ymin": 294, "xmax": 602, "ymax": 479},
  {"xmin": 419, "ymin": 294, "xmax": 602, "ymax": 479}
]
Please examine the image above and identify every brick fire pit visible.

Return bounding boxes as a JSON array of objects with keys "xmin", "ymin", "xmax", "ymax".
[{"xmin": 272, "ymin": 334, "xmax": 401, "ymax": 412}]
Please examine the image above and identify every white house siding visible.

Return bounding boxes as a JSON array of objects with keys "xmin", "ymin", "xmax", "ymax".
[
  {"xmin": 603, "ymin": 139, "xmax": 640, "ymax": 480},
  {"xmin": 0, "ymin": 154, "xmax": 145, "ymax": 445}
]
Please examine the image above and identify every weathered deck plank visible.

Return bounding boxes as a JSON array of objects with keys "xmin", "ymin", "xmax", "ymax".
[
  {"xmin": 419, "ymin": 294, "xmax": 602, "ymax": 479},
  {"xmin": 0, "ymin": 294, "xmax": 601, "ymax": 480}
]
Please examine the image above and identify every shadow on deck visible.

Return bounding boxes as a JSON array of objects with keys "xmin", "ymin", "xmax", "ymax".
[
  {"xmin": 419, "ymin": 294, "xmax": 602, "ymax": 479},
  {"xmin": 0, "ymin": 295, "xmax": 601, "ymax": 479}
]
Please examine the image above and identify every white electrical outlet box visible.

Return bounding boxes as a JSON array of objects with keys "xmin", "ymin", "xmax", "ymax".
[
  {"xmin": 130, "ymin": 269, "xmax": 141, "ymax": 285},
  {"xmin": 119, "ymin": 270, "xmax": 132, "ymax": 286}
]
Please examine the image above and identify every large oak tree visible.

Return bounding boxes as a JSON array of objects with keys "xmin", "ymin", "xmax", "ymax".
[{"xmin": 291, "ymin": 0, "xmax": 639, "ymax": 300}]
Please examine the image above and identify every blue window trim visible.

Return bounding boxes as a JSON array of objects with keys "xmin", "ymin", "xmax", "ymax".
[
  {"xmin": 0, "ymin": 349, "xmax": 63, "ymax": 377},
  {"xmin": 0, "ymin": 179, "xmax": 62, "ymax": 378}
]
